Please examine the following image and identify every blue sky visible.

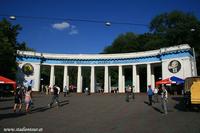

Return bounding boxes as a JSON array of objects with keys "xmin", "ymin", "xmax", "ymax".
[{"xmin": 0, "ymin": 0, "xmax": 200, "ymax": 54}]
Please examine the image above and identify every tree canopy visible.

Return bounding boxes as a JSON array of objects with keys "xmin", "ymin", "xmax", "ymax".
[
  {"xmin": 103, "ymin": 11, "xmax": 200, "ymax": 75},
  {"xmin": 0, "ymin": 19, "xmax": 32, "ymax": 80}
]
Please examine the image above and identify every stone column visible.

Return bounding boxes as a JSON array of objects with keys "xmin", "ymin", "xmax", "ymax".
[
  {"xmin": 136, "ymin": 74, "xmax": 140, "ymax": 93},
  {"xmin": 132, "ymin": 65, "xmax": 137, "ymax": 93},
  {"xmin": 77, "ymin": 66, "xmax": 82, "ymax": 93},
  {"xmin": 50, "ymin": 65, "xmax": 55, "ymax": 88},
  {"xmin": 109, "ymin": 76, "xmax": 111, "ymax": 93},
  {"xmin": 63, "ymin": 65, "xmax": 69, "ymax": 90},
  {"xmin": 151, "ymin": 67, "xmax": 155, "ymax": 90},
  {"xmin": 90, "ymin": 66, "xmax": 95, "ymax": 93},
  {"xmin": 118, "ymin": 65, "xmax": 124, "ymax": 93},
  {"xmin": 33, "ymin": 63, "xmax": 41, "ymax": 91},
  {"xmin": 147, "ymin": 63, "xmax": 151, "ymax": 90},
  {"xmin": 122, "ymin": 75, "xmax": 125, "ymax": 92},
  {"xmin": 104, "ymin": 66, "xmax": 109, "ymax": 93}
]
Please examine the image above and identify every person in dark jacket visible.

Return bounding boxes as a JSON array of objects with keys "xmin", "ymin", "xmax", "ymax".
[
  {"xmin": 13, "ymin": 85, "xmax": 23, "ymax": 112},
  {"xmin": 48, "ymin": 85, "xmax": 60, "ymax": 108}
]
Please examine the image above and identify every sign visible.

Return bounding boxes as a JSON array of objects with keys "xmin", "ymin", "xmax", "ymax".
[{"xmin": 168, "ymin": 60, "xmax": 181, "ymax": 73}]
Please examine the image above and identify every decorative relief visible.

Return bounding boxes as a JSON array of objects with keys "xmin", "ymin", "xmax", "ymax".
[
  {"xmin": 168, "ymin": 60, "xmax": 181, "ymax": 73},
  {"xmin": 22, "ymin": 63, "xmax": 34, "ymax": 76}
]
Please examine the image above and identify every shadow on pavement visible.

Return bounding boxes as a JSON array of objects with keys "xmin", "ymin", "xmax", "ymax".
[
  {"xmin": 152, "ymin": 106, "xmax": 163, "ymax": 114},
  {"xmin": 59, "ymin": 100, "xmax": 69, "ymax": 107},
  {"xmin": 0, "ymin": 112, "xmax": 26, "ymax": 121},
  {"xmin": 171, "ymin": 96, "xmax": 183, "ymax": 102},
  {"xmin": 0, "ymin": 98, "xmax": 13, "ymax": 102},
  {"xmin": 144, "ymin": 101, "xmax": 149, "ymax": 105},
  {"xmin": 0, "ymin": 106, "xmax": 13, "ymax": 110},
  {"xmin": 172, "ymin": 97, "xmax": 200, "ymax": 112}
]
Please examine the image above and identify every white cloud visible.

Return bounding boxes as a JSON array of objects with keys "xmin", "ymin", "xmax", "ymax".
[
  {"xmin": 52, "ymin": 22, "xmax": 70, "ymax": 30},
  {"xmin": 52, "ymin": 22, "xmax": 79, "ymax": 35},
  {"xmin": 68, "ymin": 25, "xmax": 79, "ymax": 35},
  {"xmin": 69, "ymin": 29, "xmax": 79, "ymax": 35}
]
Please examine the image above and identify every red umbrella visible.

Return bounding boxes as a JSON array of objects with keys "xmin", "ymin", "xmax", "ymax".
[
  {"xmin": 0, "ymin": 76, "xmax": 16, "ymax": 89},
  {"xmin": 156, "ymin": 78, "xmax": 172, "ymax": 86}
]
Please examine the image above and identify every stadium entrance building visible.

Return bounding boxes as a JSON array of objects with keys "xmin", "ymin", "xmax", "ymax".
[{"xmin": 16, "ymin": 44, "xmax": 197, "ymax": 93}]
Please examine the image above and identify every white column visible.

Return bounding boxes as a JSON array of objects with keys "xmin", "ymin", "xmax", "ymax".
[
  {"xmin": 77, "ymin": 66, "xmax": 82, "ymax": 93},
  {"xmin": 90, "ymin": 66, "xmax": 95, "ymax": 93},
  {"xmin": 33, "ymin": 63, "xmax": 41, "ymax": 91},
  {"xmin": 63, "ymin": 65, "xmax": 69, "ymax": 90},
  {"xmin": 132, "ymin": 65, "xmax": 137, "ymax": 93},
  {"xmin": 104, "ymin": 66, "xmax": 109, "ymax": 93},
  {"xmin": 118, "ymin": 65, "xmax": 124, "ymax": 93},
  {"xmin": 50, "ymin": 65, "xmax": 55, "ymax": 88},
  {"xmin": 122, "ymin": 75, "xmax": 125, "ymax": 92},
  {"xmin": 109, "ymin": 76, "xmax": 111, "ymax": 93},
  {"xmin": 136, "ymin": 75, "xmax": 140, "ymax": 93},
  {"xmin": 147, "ymin": 64, "xmax": 151, "ymax": 90},
  {"xmin": 151, "ymin": 67, "xmax": 155, "ymax": 89}
]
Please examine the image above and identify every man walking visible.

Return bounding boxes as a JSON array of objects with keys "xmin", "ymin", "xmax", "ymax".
[
  {"xmin": 48, "ymin": 85, "xmax": 60, "ymax": 108},
  {"xmin": 13, "ymin": 85, "xmax": 23, "ymax": 112},
  {"xmin": 161, "ymin": 86, "xmax": 168, "ymax": 115},
  {"xmin": 125, "ymin": 85, "xmax": 132, "ymax": 102},
  {"xmin": 154, "ymin": 87, "xmax": 159, "ymax": 103},
  {"xmin": 147, "ymin": 85, "xmax": 154, "ymax": 105},
  {"xmin": 63, "ymin": 86, "xmax": 67, "ymax": 97}
]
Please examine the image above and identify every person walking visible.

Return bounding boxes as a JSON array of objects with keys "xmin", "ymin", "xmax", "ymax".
[
  {"xmin": 13, "ymin": 85, "xmax": 23, "ymax": 112},
  {"xmin": 154, "ymin": 87, "xmax": 159, "ymax": 103},
  {"xmin": 85, "ymin": 87, "xmax": 89, "ymax": 95},
  {"xmin": 45, "ymin": 85, "xmax": 49, "ymax": 95},
  {"xmin": 147, "ymin": 85, "xmax": 154, "ymax": 105},
  {"xmin": 48, "ymin": 85, "xmax": 60, "ymax": 108},
  {"xmin": 132, "ymin": 86, "xmax": 135, "ymax": 99},
  {"xmin": 63, "ymin": 86, "xmax": 67, "ymax": 97},
  {"xmin": 161, "ymin": 86, "xmax": 168, "ymax": 115},
  {"xmin": 125, "ymin": 85, "xmax": 132, "ymax": 102},
  {"xmin": 25, "ymin": 86, "xmax": 32, "ymax": 113}
]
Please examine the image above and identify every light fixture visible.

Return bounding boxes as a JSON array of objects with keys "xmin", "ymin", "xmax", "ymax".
[
  {"xmin": 105, "ymin": 21, "xmax": 111, "ymax": 26},
  {"xmin": 190, "ymin": 28, "xmax": 195, "ymax": 32},
  {"xmin": 9, "ymin": 16, "xmax": 16, "ymax": 20}
]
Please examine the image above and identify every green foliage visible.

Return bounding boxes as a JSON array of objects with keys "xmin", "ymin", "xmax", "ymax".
[
  {"xmin": 103, "ymin": 10, "xmax": 200, "ymax": 78},
  {"xmin": 103, "ymin": 32, "xmax": 141, "ymax": 53},
  {"xmin": 0, "ymin": 19, "xmax": 33, "ymax": 80}
]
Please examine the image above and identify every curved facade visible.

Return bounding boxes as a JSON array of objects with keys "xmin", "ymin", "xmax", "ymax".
[{"xmin": 16, "ymin": 44, "xmax": 197, "ymax": 92}]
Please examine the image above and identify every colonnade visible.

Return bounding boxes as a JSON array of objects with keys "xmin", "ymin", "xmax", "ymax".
[{"xmin": 47, "ymin": 63, "xmax": 155, "ymax": 93}]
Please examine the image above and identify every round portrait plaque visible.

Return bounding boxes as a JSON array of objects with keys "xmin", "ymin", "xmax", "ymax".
[{"xmin": 168, "ymin": 60, "xmax": 181, "ymax": 73}]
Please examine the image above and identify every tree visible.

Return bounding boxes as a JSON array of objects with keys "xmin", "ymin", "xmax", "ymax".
[
  {"xmin": 103, "ymin": 32, "xmax": 141, "ymax": 54},
  {"xmin": 0, "ymin": 19, "xmax": 32, "ymax": 80},
  {"xmin": 103, "ymin": 11, "xmax": 200, "ymax": 75},
  {"xmin": 149, "ymin": 11, "xmax": 200, "ymax": 74}
]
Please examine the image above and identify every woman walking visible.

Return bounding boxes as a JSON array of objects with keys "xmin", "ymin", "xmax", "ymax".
[{"xmin": 25, "ymin": 87, "xmax": 32, "ymax": 113}]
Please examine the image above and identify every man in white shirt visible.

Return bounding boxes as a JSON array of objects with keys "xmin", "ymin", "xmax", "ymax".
[
  {"xmin": 154, "ymin": 87, "xmax": 159, "ymax": 103},
  {"xmin": 161, "ymin": 86, "xmax": 168, "ymax": 115}
]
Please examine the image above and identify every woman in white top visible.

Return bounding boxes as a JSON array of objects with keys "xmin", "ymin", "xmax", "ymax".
[{"xmin": 25, "ymin": 87, "xmax": 32, "ymax": 113}]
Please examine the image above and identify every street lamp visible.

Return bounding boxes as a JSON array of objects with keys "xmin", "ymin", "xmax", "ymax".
[
  {"xmin": 105, "ymin": 21, "xmax": 111, "ymax": 26},
  {"xmin": 190, "ymin": 28, "xmax": 195, "ymax": 32},
  {"xmin": 9, "ymin": 16, "xmax": 16, "ymax": 20}
]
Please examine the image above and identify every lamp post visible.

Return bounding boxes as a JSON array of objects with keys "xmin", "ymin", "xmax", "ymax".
[
  {"xmin": 9, "ymin": 16, "xmax": 16, "ymax": 20},
  {"xmin": 190, "ymin": 28, "xmax": 198, "ymax": 76}
]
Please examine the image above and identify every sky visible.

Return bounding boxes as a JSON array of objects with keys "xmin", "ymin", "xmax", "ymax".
[{"xmin": 0, "ymin": 0, "xmax": 200, "ymax": 54}]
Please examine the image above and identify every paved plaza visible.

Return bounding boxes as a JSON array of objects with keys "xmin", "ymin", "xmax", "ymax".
[{"xmin": 0, "ymin": 93, "xmax": 200, "ymax": 133}]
